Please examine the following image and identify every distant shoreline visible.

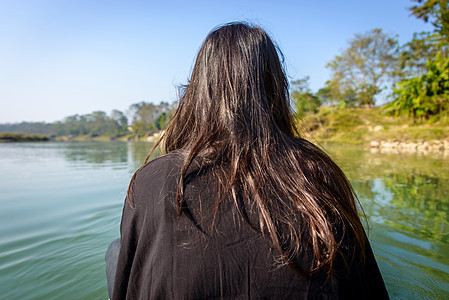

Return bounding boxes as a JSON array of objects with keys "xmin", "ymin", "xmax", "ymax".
[
  {"xmin": 52, "ymin": 131, "xmax": 163, "ymax": 143},
  {"xmin": 0, "ymin": 132, "xmax": 50, "ymax": 142}
]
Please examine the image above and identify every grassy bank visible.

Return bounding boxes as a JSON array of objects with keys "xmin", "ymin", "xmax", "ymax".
[
  {"xmin": 299, "ymin": 107, "xmax": 449, "ymax": 145},
  {"xmin": 0, "ymin": 132, "xmax": 50, "ymax": 142}
]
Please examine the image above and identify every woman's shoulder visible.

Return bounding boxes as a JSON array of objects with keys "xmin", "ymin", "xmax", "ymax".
[
  {"xmin": 136, "ymin": 150, "xmax": 185, "ymax": 181},
  {"xmin": 129, "ymin": 150, "xmax": 186, "ymax": 206}
]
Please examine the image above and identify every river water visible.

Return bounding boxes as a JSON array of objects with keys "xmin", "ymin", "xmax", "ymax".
[{"xmin": 0, "ymin": 141, "xmax": 448, "ymax": 299}]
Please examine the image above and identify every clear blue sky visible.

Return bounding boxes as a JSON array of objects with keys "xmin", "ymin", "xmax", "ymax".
[{"xmin": 0, "ymin": 0, "xmax": 433, "ymax": 123}]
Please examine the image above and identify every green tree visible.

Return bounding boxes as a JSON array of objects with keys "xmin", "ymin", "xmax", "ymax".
[
  {"xmin": 291, "ymin": 77, "xmax": 321, "ymax": 118},
  {"xmin": 155, "ymin": 112, "xmax": 171, "ymax": 130},
  {"xmin": 396, "ymin": 31, "xmax": 442, "ymax": 78},
  {"xmin": 320, "ymin": 80, "xmax": 359, "ymax": 108},
  {"xmin": 315, "ymin": 86, "xmax": 333, "ymax": 106},
  {"xmin": 87, "ymin": 111, "xmax": 110, "ymax": 136},
  {"xmin": 410, "ymin": 0, "xmax": 449, "ymax": 44},
  {"xmin": 110, "ymin": 109, "xmax": 128, "ymax": 135},
  {"xmin": 389, "ymin": 51, "xmax": 449, "ymax": 121},
  {"xmin": 129, "ymin": 101, "xmax": 171, "ymax": 136},
  {"xmin": 326, "ymin": 29, "xmax": 398, "ymax": 108},
  {"xmin": 63, "ymin": 115, "xmax": 81, "ymax": 135}
]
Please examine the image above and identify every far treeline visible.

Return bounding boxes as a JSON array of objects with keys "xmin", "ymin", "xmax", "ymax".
[
  {"xmin": 292, "ymin": 0, "xmax": 449, "ymax": 124},
  {"xmin": 0, "ymin": 101, "xmax": 173, "ymax": 139}
]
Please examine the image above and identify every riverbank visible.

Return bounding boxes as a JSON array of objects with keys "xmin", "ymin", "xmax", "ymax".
[
  {"xmin": 300, "ymin": 107, "xmax": 449, "ymax": 153},
  {"xmin": 53, "ymin": 130, "xmax": 164, "ymax": 143},
  {"xmin": 0, "ymin": 132, "xmax": 50, "ymax": 142},
  {"xmin": 369, "ymin": 139, "xmax": 449, "ymax": 155}
]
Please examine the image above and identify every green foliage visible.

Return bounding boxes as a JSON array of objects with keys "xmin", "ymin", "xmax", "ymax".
[
  {"xmin": 396, "ymin": 31, "xmax": 444, "ymax": 79},
  {"xmin": 154, "ymin": 111, "xmax": 173, "ymax": 130},
  {"xmin": 326, "ymin": 29, "xmax": 398, "ymax": 108},
  {"xmin": 315, "ymin": 86, "xmax": 333, "ymax": 106},
  {"xmin": 110, "ymin": 109, "xmax": 129, "ymax": 135},
  {"xmin": 53, "ymin": 110, "xmax": 128, "ymax": 137},
  {"xmin": 300, "ymin": 107, "xmax": 370, "ymax": 144},
  {"xmin": 300, "ymin": 105, "xmax": 449, "ymax": 144},
  {"xmin": 129, "ymin": 101, "xmax": 171, "ymax": 136},
  {"xmin": 291, "ymin": 76, "xmax": 321, "ymax": 118},
  {"xmin": 389, "ymin": 52, "xmax": 449, "ymax": 121},
  {"xmin": 385, "ymin": 1, "xmax": 449, "ymax": 122},
  {"xmin": 410, "ymin": 0, "xmax": 449, "ymax": 43}
]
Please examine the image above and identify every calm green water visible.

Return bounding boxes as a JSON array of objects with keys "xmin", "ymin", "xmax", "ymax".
[{"xmin": 0, "ymin": 142, "xmax": 448, "ymax": 299}]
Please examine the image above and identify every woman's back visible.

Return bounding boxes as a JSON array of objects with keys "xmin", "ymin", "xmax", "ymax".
[{"xmin": 111, "ymin": 22, "xmax": 389, "ymax": 299}]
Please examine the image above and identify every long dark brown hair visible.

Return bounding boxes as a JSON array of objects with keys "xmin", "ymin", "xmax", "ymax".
[{"xmin": 129, "ymin": 22, "xmax": 365, "ymax": 275}]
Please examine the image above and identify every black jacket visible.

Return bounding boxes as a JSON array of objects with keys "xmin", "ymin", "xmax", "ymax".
[{"xmin": 112, "ymin": 151, "xmax": 389, "ymax": 299}]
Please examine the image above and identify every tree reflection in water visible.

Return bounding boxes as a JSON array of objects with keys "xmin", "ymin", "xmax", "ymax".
[{"xmin": 326, "ymin": 145, "xmax": 449, "ymax": 299}]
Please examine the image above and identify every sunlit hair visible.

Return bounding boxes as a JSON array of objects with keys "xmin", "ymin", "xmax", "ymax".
[{"xmin": 128, "ymin": 22, "xmax": 365, "ymax": 275}]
